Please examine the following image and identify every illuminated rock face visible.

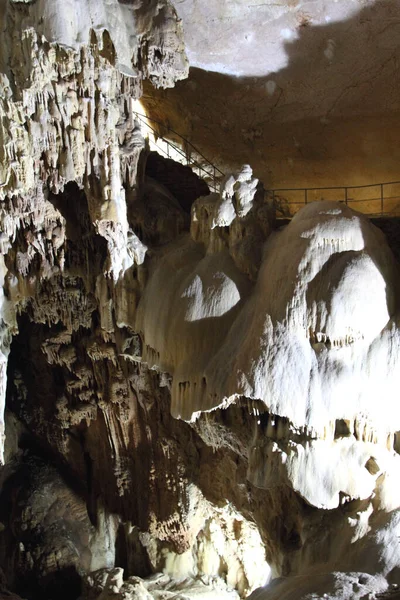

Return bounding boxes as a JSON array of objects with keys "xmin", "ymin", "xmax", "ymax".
[
  {"xmin": 0, "ymin": 2, "xmax": 400, "ymax": 600},
  {"xmin": 0, "ymin": 0, "xmax": 187, "ymax": 465},
  {"xmin": 137, "ymin": 192, "xmax": 400, "ymax": 510},
  {"xmin": 0, "ymin": 5, "xmax": 271, "ymax": 598},
  {"xmin": 133, "ymin": 181, "xmax": 400, "ymax": 597}
]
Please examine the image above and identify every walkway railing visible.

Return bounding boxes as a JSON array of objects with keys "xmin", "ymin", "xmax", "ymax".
[
  {"xmin": 268, "ymin": 181, "xmax": 400, "ymax": 218},
  {"xmin": 132, "ymin": 111, "xmax": 400, "ymax": 219},
  {"xmin": 132, "ymin": 111, "xmax": 224, "ymax": 193}
]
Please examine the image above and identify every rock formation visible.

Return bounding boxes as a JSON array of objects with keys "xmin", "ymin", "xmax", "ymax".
[{"xmin": 0, "ymin": 1, "xmax": 399, "ymax": 600}]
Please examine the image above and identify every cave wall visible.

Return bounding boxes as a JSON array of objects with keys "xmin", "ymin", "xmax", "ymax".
[
  {"xmin": 143, "ymin": 74, "xmax": 400, "ymax": 191},
  {"xmin": 0, "ymin": 1, "xmax": 400, "ymax": 600}
]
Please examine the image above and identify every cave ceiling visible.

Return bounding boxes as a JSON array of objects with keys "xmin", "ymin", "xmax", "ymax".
[
  {"xmin": 143, "ymin": 0, "xmax": 400, "ymax": 188},
  {"xmin": 173, "ymin": 0, "xmax": 400, "ymax": 118}
]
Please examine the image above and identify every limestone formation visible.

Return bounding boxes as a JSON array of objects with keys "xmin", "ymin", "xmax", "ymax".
[
  {"xmin": 0, "ymin": 1, "xmax": 399, "ymax": 600},
  {"xmin": 83, "ymin": 568, "xmax": 240, "ymax": 600},
  {"xmin": 0, "ymin": 0, "xmax": 188, "ymax": 466}
]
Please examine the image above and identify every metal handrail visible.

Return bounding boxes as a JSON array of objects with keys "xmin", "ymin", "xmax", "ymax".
[
  {"xmin": 269, "ymin": 181, "xmax": 400, "ymax": 218},
  {"xmin": 133, "ymin": 111, "xmax": 224, "ymax": 193},
  {"xmin": 271, "ymin": 182, "xmax": 400, "ymax": 192},
  {"xmin": 132, "ymin": 110, "xmax": 400, "ymax": 219}
]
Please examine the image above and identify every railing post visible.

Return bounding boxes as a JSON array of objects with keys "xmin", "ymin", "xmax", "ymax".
[{"xmin": 131, "ymin": 113, "xmax": 400, "ymax": 221}]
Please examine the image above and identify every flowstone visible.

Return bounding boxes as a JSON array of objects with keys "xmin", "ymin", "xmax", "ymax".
[{"xmin": 0, "ymin": 1, "xmax": 399, "ymax": 599}]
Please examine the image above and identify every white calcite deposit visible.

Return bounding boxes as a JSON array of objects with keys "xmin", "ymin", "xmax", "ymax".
[
  {"xmin": 84, "ymin": 568, "xmax": 241, "ymax": 600},
  {"xmin": 134, "ymin": 184, "xmax": 400, "ymax": 598},
  {"xmin": 0, "ymin": 1, "xmax": 400, "ymax": 598},
  {"xmin": 137, "ymin": 195, "xmax": 400, "ymax": 510},
  {"xmin": 247, "ymin": 571, "xmax": 392, "ymax": 600}
]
